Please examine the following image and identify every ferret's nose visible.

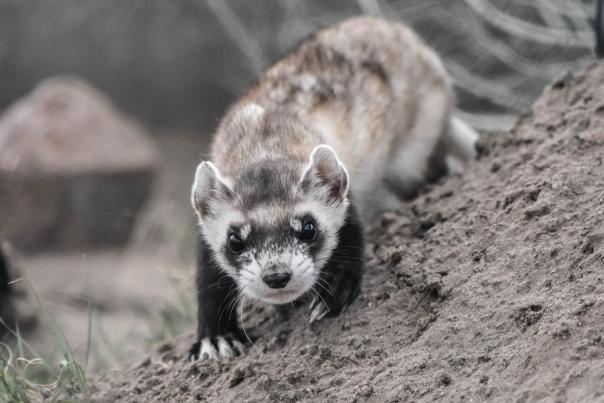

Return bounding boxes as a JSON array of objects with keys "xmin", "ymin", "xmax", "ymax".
[{"xmin": 262, "ymin": 272, "xmax": 291, "ymax": 289}]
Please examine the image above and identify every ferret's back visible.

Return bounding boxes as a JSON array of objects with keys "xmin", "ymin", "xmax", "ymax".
[
  {"xmin": 243, "ymin": 18, "xmax": 449, "ymax": 173},
  {"xmin": 213, "ymin": 17, "xmax": 452, "ymax": 195}
]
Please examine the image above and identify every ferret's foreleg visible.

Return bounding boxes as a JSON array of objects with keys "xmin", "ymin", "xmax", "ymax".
[
  {"xmin": 309, "ymin": 204, "xmax": 364, "ymax": 323},
  {"xmin": 189, "ymin": 239, "xmax": 247, "ymax": 361}
]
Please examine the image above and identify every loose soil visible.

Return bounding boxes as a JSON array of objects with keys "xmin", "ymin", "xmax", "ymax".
[{"xmin": 91, "ymin": 62, "xmax": 604, "ymax": 402}]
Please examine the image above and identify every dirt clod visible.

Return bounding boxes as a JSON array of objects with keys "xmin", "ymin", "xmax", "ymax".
[
  {"xmin": 438, "ymin": 373, "xmax": 452, "ymax": 386},
  {"xmin": 513, "ymin": 304, "xmax": 544, "ymax": 331},
  {"xmin": 229, "ymin": 366, "xmax": 251, "ymax": 388}
]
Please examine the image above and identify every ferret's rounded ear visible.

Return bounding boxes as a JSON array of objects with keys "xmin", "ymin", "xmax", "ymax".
[
  {"xmin": 191, "ymin": 161, "xmax": 233, "ymax": 218},
  {"xmin": 298, "ymin": 145, "xmax": 349, "ymax": 202}
]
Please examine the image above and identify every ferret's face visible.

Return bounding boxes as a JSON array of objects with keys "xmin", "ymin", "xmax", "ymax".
[
  {"xmin": 207, "ymin": 207, "xmax": 334, "ymax": 304},
  {"xmin": 192, "ymin": 145, "xmax": 349, "ymax": 305}
]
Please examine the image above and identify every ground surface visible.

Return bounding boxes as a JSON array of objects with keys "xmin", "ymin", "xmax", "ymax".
[{"xmin": 90, "ymin": 62, "xmax": 604, "ymax": 402}]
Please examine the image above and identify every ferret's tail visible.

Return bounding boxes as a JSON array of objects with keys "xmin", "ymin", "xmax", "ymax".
[{"xmin": 443, "ymin": 116, "xmax": 480, "ymax": 174}]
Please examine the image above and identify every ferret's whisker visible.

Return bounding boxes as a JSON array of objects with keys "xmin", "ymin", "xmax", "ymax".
[
  {"xmin": 315, "ymin": 277, "xmax": 335, "ymax": 297},
  {"xmin": 239, "ymin": 295, "xmax": 256, "ymax": 348}
]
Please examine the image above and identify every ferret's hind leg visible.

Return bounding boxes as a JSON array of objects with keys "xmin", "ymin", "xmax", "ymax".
[
  {"xmin": 384, "ymin": 86, "xmax": 451, "ymax": 200},
  {"xmin": 443, "ymin": 116, "xmax": 479, "ymax": 174},
  {"xmin": 356, "ymin": 182, "xmax": 403, "ymax": 227}
]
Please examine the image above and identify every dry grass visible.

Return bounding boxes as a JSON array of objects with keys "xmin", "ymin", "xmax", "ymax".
[{"xmin": 0, "ymin": 283, "xmax": 89, "ymax": 402}]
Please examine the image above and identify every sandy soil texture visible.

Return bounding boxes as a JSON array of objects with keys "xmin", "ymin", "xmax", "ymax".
[{"xmin": 90, "ymin": 62, "xmax": 604, "ymax": 402}]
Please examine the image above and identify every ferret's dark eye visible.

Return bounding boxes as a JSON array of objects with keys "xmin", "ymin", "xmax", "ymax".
[
  {"xmin": 227, "ymin": 234, "xmax": 245, "ymax": 253},
  {"xmin": 299, "ymin": 220, "xmax": 316, "ymax": 242}
]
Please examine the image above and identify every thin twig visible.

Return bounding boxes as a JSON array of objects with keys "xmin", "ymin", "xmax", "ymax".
[
  {"xmin": 206, "ymin": 0, "xmax": 266, "ymax": 74},
  {"xmin": 535, "ymin": 0, "xmax": 569, "ymax": 30},
  {"xmin": 446, "ymin": 59, "xmax": 535, "ymax": 110},
  {"xmin": 357, "ymin": 0, "xmax": 383, "ymax": 17},
  {"xmin": 465, "ymin": 0, "xmax": 593, "ymax": 48},
  {"xmin": 421, "ymin": 7, "xmax": 591, "ymax": 80}
]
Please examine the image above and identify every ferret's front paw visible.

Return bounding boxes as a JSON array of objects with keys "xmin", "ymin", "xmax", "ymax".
[
  {"xmin": 308, "ymin": 294, "xmax": 350, "ymax": 323},
  {"xmin": 188, "ymin": 334, "xmax": 247, "ymax": 361},
  {"xmin": 309, "ymin": 273, "xmax": 360, "ymax": 323},
  {"xmin": 308, "ymin": 297, "xmax": 330, "ymax": 323}
]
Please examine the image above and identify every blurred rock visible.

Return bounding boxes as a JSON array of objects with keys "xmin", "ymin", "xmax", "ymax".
[{"xmin": 0, "ymin": 77, "xmax": 158, "ymax": 251}]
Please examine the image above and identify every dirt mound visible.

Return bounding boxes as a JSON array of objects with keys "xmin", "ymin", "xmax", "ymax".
[{"xmin": 91, "ymin": 62, "xmax": 604, "ymax": 402}]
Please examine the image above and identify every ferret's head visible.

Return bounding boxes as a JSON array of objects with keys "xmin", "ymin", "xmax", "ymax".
[{"xmin": 191, "ymin": 144, "xmax": 349, "ymax": 305}]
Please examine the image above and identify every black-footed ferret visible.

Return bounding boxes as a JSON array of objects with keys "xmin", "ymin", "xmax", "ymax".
[{"xmin": 189, "ymin": 17, "xmax": 478, "ymax": 360}]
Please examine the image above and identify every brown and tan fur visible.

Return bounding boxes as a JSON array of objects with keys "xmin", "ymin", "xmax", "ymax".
[
  {"xmin": 189, "ymin": 17, "xmax": 478, "ymax": 360},
  {"xmin": 210, "ymin": 17, "xmax": 476, "ymax": 223}
]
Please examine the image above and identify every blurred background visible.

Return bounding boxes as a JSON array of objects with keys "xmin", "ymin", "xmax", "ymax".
[{"xmin": 0, "ymin": 0, "xmax": 597, "ymax": 375}]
